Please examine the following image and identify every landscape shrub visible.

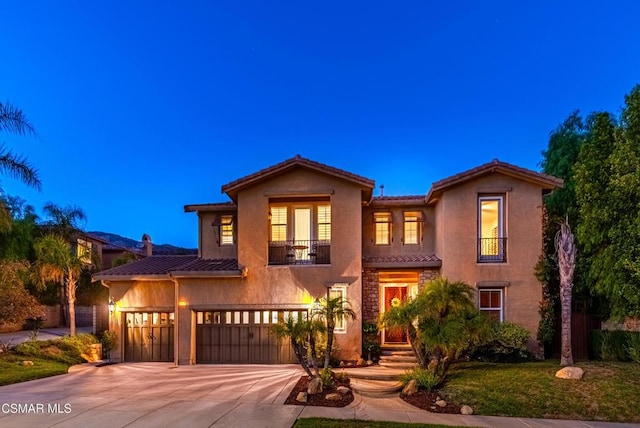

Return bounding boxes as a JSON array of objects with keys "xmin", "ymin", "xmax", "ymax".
[
  {"xmin": 591, "ymin": 330, "xmax": 640, "ymax": 361},
  {"xmin": 399, "ymin": 367, "xmax": 439, "ymax": 392},
  {"xmin": 14, "ymin": 334, "xmax": 98, "ymax": 365},
  {"xmin": 319, "ymin": 367, "xmax": 334, "ymax": 388},
  {"xmin": 472, "ymin": 321, "xmax": 533, "ymax": 362}
]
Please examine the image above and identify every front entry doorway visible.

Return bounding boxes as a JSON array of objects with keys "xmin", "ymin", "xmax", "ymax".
[
  {"xmin": 380, "ymin": 271, "xmax": 419, "ymax": 346},
  {"xmin": 383, "ymin": 286, "xmax": 408, "ymax": 343}
]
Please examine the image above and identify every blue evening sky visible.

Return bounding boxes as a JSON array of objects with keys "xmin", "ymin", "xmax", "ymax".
[{"xmin": 1, "ymin": 1, "xmax": 639, "ymax": 248}]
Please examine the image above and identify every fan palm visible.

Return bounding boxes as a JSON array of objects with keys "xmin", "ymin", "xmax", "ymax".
[{"xmin": 34, "ymin": 234, "xmax": 84, "ymax": 335}]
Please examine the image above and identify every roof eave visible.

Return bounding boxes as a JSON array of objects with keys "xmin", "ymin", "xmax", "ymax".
[
  {"xmin": 362, "ymin": 260, "xmax": 442, "ymax": 269},
  {"xmin": 169, "ymin": 270, "xmax": 244, "ymax": 278},
  {"xmin": 94, "ymin": 274, "xmax": 172, "ymax": 282}
]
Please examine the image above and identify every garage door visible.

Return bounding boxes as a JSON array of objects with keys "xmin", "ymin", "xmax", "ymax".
[
  {"xmin": 195, "ymin": 310, "xmax": 302, "ymax": 364},
  {"xmin": 124, "ymin": 312, "xmax": 174, "ymax": 362}
]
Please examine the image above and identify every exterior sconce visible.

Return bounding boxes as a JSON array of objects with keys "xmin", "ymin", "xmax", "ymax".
[
  {"xmin": 108, "ymin": 298, "xmax": 115, "ymax": 314},
  {"xmin": 312, "ymin": 297, "xmax": 321, "ymax": 312}
]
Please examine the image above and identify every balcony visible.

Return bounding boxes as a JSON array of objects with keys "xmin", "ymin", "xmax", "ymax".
[
  {"xmin": 268, "ymin": 240, "xmax": 331, "ymax": 265},
  {"xmin": 478, "ymin": 238, "xmax": 507, "ymax": 263}
]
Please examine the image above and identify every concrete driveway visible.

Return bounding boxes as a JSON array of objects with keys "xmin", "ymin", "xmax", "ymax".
[
  {"xmin": 2, "ymin": 363, "xmax": 639, "ymax": 428},
  {"xmin": 0, "ymin": 363, "xmax": 306, "ymax": 428}
]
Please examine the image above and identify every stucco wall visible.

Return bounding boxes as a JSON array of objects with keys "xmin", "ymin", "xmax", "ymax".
[
  {"xmin": 174, "ymin": 168, "xmax": 366, "ymax": 362},
  {"xmin": 435, "ymin": 173, "xmax": 545, "ymax": 345}
]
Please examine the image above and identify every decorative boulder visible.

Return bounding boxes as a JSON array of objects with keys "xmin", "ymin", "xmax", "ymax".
[
  {"xmin": 461, "ymin": 405, "xmax": 474, "ymax": 415},
  {"xmin": 337, "ymin": 386, "xmax": 351, "ymax": 395},
  {"xmin": 295, "ymin": 392, "xmax": 307, "ymax": 403},
  {"xmin": 436, "ymin": 400, "xmax": 447, "ymax": 408},
  {"xmin": 21, "ymin": 360, "xmax": 34, "ymax": 366},
  {"xmin": 367, "ymin": 360, "xmax": 374, "ymax": 366},
  {"xmin": 325, "ymin": 393, "xmax": 341, "ymax": 401},
  {"xmin": 356, "ymin": 358, "xmax": 366, "ymax": 367},
  {"xmin": 555, "ymin": 366, "xmax": 584, "ymax": 380},
  {"xmin": 307, "ymin": 377, "xmax": 323, "ymax": 394},
  {"xmin": 402, "ymin": 379, "xmax": 418, "ymax": 396},
  {"xmin": 339, "ymin": 361, "xmax": 346, "ymax": 368}
]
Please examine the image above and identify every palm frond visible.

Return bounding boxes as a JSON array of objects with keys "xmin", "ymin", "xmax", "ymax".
[
  {"xmin": 0, "ymin": 143, "xmax": 42, "ymax": 190},
  {"xmin": 0, "ymin": 101, "xmax": 36, "ymax": 136}
]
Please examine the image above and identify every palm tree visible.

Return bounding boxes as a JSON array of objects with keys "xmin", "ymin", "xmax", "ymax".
[
  {"xmin": 555, "ymin": 219, "xmax": 575, "ymax": 366},
  {"xmin": 0, "ymin": 101, "xmax": 41, "ymax": 232},
  {"xmin": 34, "ymin": 234, "xmax": 84, "ymax": 335},
  {"xmin": 312, "ymin": 296, "xmax": 357, "ymax": 369},
  {"xmin": 382, "ymin": 277, "xmax": 490, "ymax": 385},
  {"xmin": 271, "ymin": 315, "xmax": 326, "ymax": 377},
  {"xmin": 42, "ymin": 202, "xmax": 86, "ymax": 240}
]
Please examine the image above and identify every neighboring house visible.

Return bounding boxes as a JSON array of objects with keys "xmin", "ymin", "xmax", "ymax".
[{"xmin": 94, "ymin": 155, "xmax": 562, "ymax": 364}]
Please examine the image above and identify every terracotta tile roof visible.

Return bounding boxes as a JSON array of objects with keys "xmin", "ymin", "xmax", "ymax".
[
  {"xmin": 426, "ymin": 159, "xmax": 563, "ymax": 203},
  {"xmin": 370, "ymin": 195, "xmax": 427, "ymax": 206},
  {"xmin": 221, "ymin": 155, "xmax": 375, "ymax": 202},
  {"xmin": 363, "ymin": 254, "xmax": 442, "ymax": 267},
  {"xmin": 93, "ymin": 256, "xmax": 243, "ymax": 279},
  {"xmin": 184, "ymin": 202, "xmax": 237, "ymax": 213}
]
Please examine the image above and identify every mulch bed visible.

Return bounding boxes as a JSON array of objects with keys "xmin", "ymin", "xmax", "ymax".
[
  {"xmin": 284, "ymin": 375, "xmax": 354, "ymax": 407},
  {"xmin": 401, "ymin": 390, "xmax": 461, "ymax": 414}
]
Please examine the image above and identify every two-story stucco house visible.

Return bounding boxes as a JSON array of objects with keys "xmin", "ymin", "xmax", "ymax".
[{"xmin": 94, "ymin": 155, "xmax": 562, "ymax": 364}]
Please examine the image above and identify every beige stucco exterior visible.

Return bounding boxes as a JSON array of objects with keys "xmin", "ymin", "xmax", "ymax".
[{"xmin": 97, "ymin": 157, "xmax": 561, "ymax": 364}]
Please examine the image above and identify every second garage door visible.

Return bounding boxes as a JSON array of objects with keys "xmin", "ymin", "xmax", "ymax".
[{"xmin": 195, "ymin": 309, "xmax": 303, "ymax": 364}]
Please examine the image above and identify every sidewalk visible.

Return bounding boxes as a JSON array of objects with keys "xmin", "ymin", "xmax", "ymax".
[{"xmin": 0, "ymin": 326, "xmax": 94, "ymax": 347}]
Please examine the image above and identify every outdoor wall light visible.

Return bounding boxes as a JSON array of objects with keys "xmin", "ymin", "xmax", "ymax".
[
  {"xmin": 313, "ymin": 297, "xmax": 321, "ymax": 312},
  {"xmin": 108, "ymin": 298, "xmax": 115, "ymax": 314}
]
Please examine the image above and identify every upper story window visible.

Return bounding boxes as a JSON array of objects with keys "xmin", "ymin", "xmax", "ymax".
[
  {"xmin": 403, "ymin": 211, "xmax": 422, "ymax": 245},
  {"xmin": 268, "ymin": 201, "xmax": 331, "ymax": 265},
  {"xmin": 220, "ymin": 215, "xmax": 234, "ymax": 245},
  {"xmin": 270, "ymin": 206, "xmax": 288, "ymax": 241},
  {"xmin": 374, "ymin": 212, "xmax": 392, "ymax": 245},
  {"xmin": 478, "ymin": 196, "xmax": 506, "ymax": 262},
  {"xmin": 317, "ymin": 205, "xmax": 331, "ymax": 241},
  {"xmin": 76, "ymin": 238, "xmax": 92, "ymax": 264},
  {"xmin": 479, "ymin": 289, "xmax": 503, "ymax": 321}
]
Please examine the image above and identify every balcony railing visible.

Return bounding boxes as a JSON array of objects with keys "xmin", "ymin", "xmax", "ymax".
[
  {"xmin": 477, "ymin": 238, "xmax": 507, "ymax": 263},
  {"xmin": 268, "ymin": 239, "xmax": 331, "ymax": 265}
]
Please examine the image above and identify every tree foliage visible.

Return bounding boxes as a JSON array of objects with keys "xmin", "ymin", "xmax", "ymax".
[
  {"xmin": 34, "ymin": 234, "xmax": 85, "ymax": 335},
  {"xmin": 574, "ymin": 85, "xmax": 640, "ymax": 318},
  {"xmin": 382, "ymin": 277, "xmax": 490, "ymax": 386},
  {"xmin": 0, "ymin": 260, "xmax": 44, "ymax": 326}
]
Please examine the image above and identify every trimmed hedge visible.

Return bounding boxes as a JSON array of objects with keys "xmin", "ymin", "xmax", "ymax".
[{"xmin": 590, "ymin": 330, "xmax": 640, "ymax": 362}]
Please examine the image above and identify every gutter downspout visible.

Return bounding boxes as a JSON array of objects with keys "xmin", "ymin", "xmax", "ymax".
[{"xmin": 172, "ymin": 277, "xmax": 179, "ymax": 367}]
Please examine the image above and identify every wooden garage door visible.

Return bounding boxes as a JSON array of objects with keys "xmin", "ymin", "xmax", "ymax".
[
  {"xmin": 124, "ymin": 312, "xmax": 174, "ymax": 362},
  {"xmin": 195, "ymin": 310, "xmax": 302, "ymax": 364}
]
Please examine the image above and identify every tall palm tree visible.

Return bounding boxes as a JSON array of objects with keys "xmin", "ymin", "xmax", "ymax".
[
  {"xmin": 34, "ymin": 234, "xmax": 84, "ymax": 336},
  {"xmin": 42, "ymin": 203, "xmax": 86, "ymax": 240},
  {"xmin": 0, "ymin": 101, "xmax": 41, "ymax": 232},
  {"xmin": 555, "ymin": 219, "xmax": 575, "ymax": 366},
  {"xmin": 270, "ymin": 315, "xmax": 326, "ymax": 377},
  {"xmin": 312, "ymin": 296, "xmax": 357, "ymax": 369}
]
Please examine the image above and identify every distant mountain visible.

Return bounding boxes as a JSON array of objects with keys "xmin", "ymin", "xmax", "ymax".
[{"xmin": 88, "ymin": 231, "xmax": 198, "ymax": 256}]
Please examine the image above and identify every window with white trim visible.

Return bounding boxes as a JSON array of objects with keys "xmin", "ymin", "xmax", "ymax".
[
  {"xmin": 317, "ymin": 204, "xmax": 331, "ymax": 241},
  {"xmin": 270, "ymin": 206, "xmax": 287, "ymax": 241},
  {"xmin": 329, "ymin": 284, "xmax": 348, "ymax": 333},
  {"xmin": 403, "ymin": 211, "xmax": 422, "ymax": 245},
  {"xmin": 220, "ymin": 215, "xmax": 234, "ymax": 245},
  {"xmin": 478, "ymin": 196, "xmax": 506, "ymax": 262},
  {"xmin": 479, "ymin": 289, "xmax": 503, "ymax": 321},
  {"xmin": 374, "ymin": 212, "xmax": 392, "ymax": 245}
]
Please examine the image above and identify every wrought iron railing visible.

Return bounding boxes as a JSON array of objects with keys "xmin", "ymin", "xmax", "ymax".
[
  {"xmin": 268, "ymin": 239, "xmax": 331, "ymax": 265},
  {"xmin": 477, "ymin": 238, "xmax": 507, "ymax": 263}
]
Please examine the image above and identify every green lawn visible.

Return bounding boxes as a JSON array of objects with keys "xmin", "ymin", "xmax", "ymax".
[
  {"xmin": 294, "ymin": 419, "xmax": 467, "ymax": 428},
  {"xmin": 441, "ymin": 360, "xmax": 640, "ymax": 423},
  {"xmin": 0, "ymin": 353, "xmax": 70, "ymax": 386}
]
